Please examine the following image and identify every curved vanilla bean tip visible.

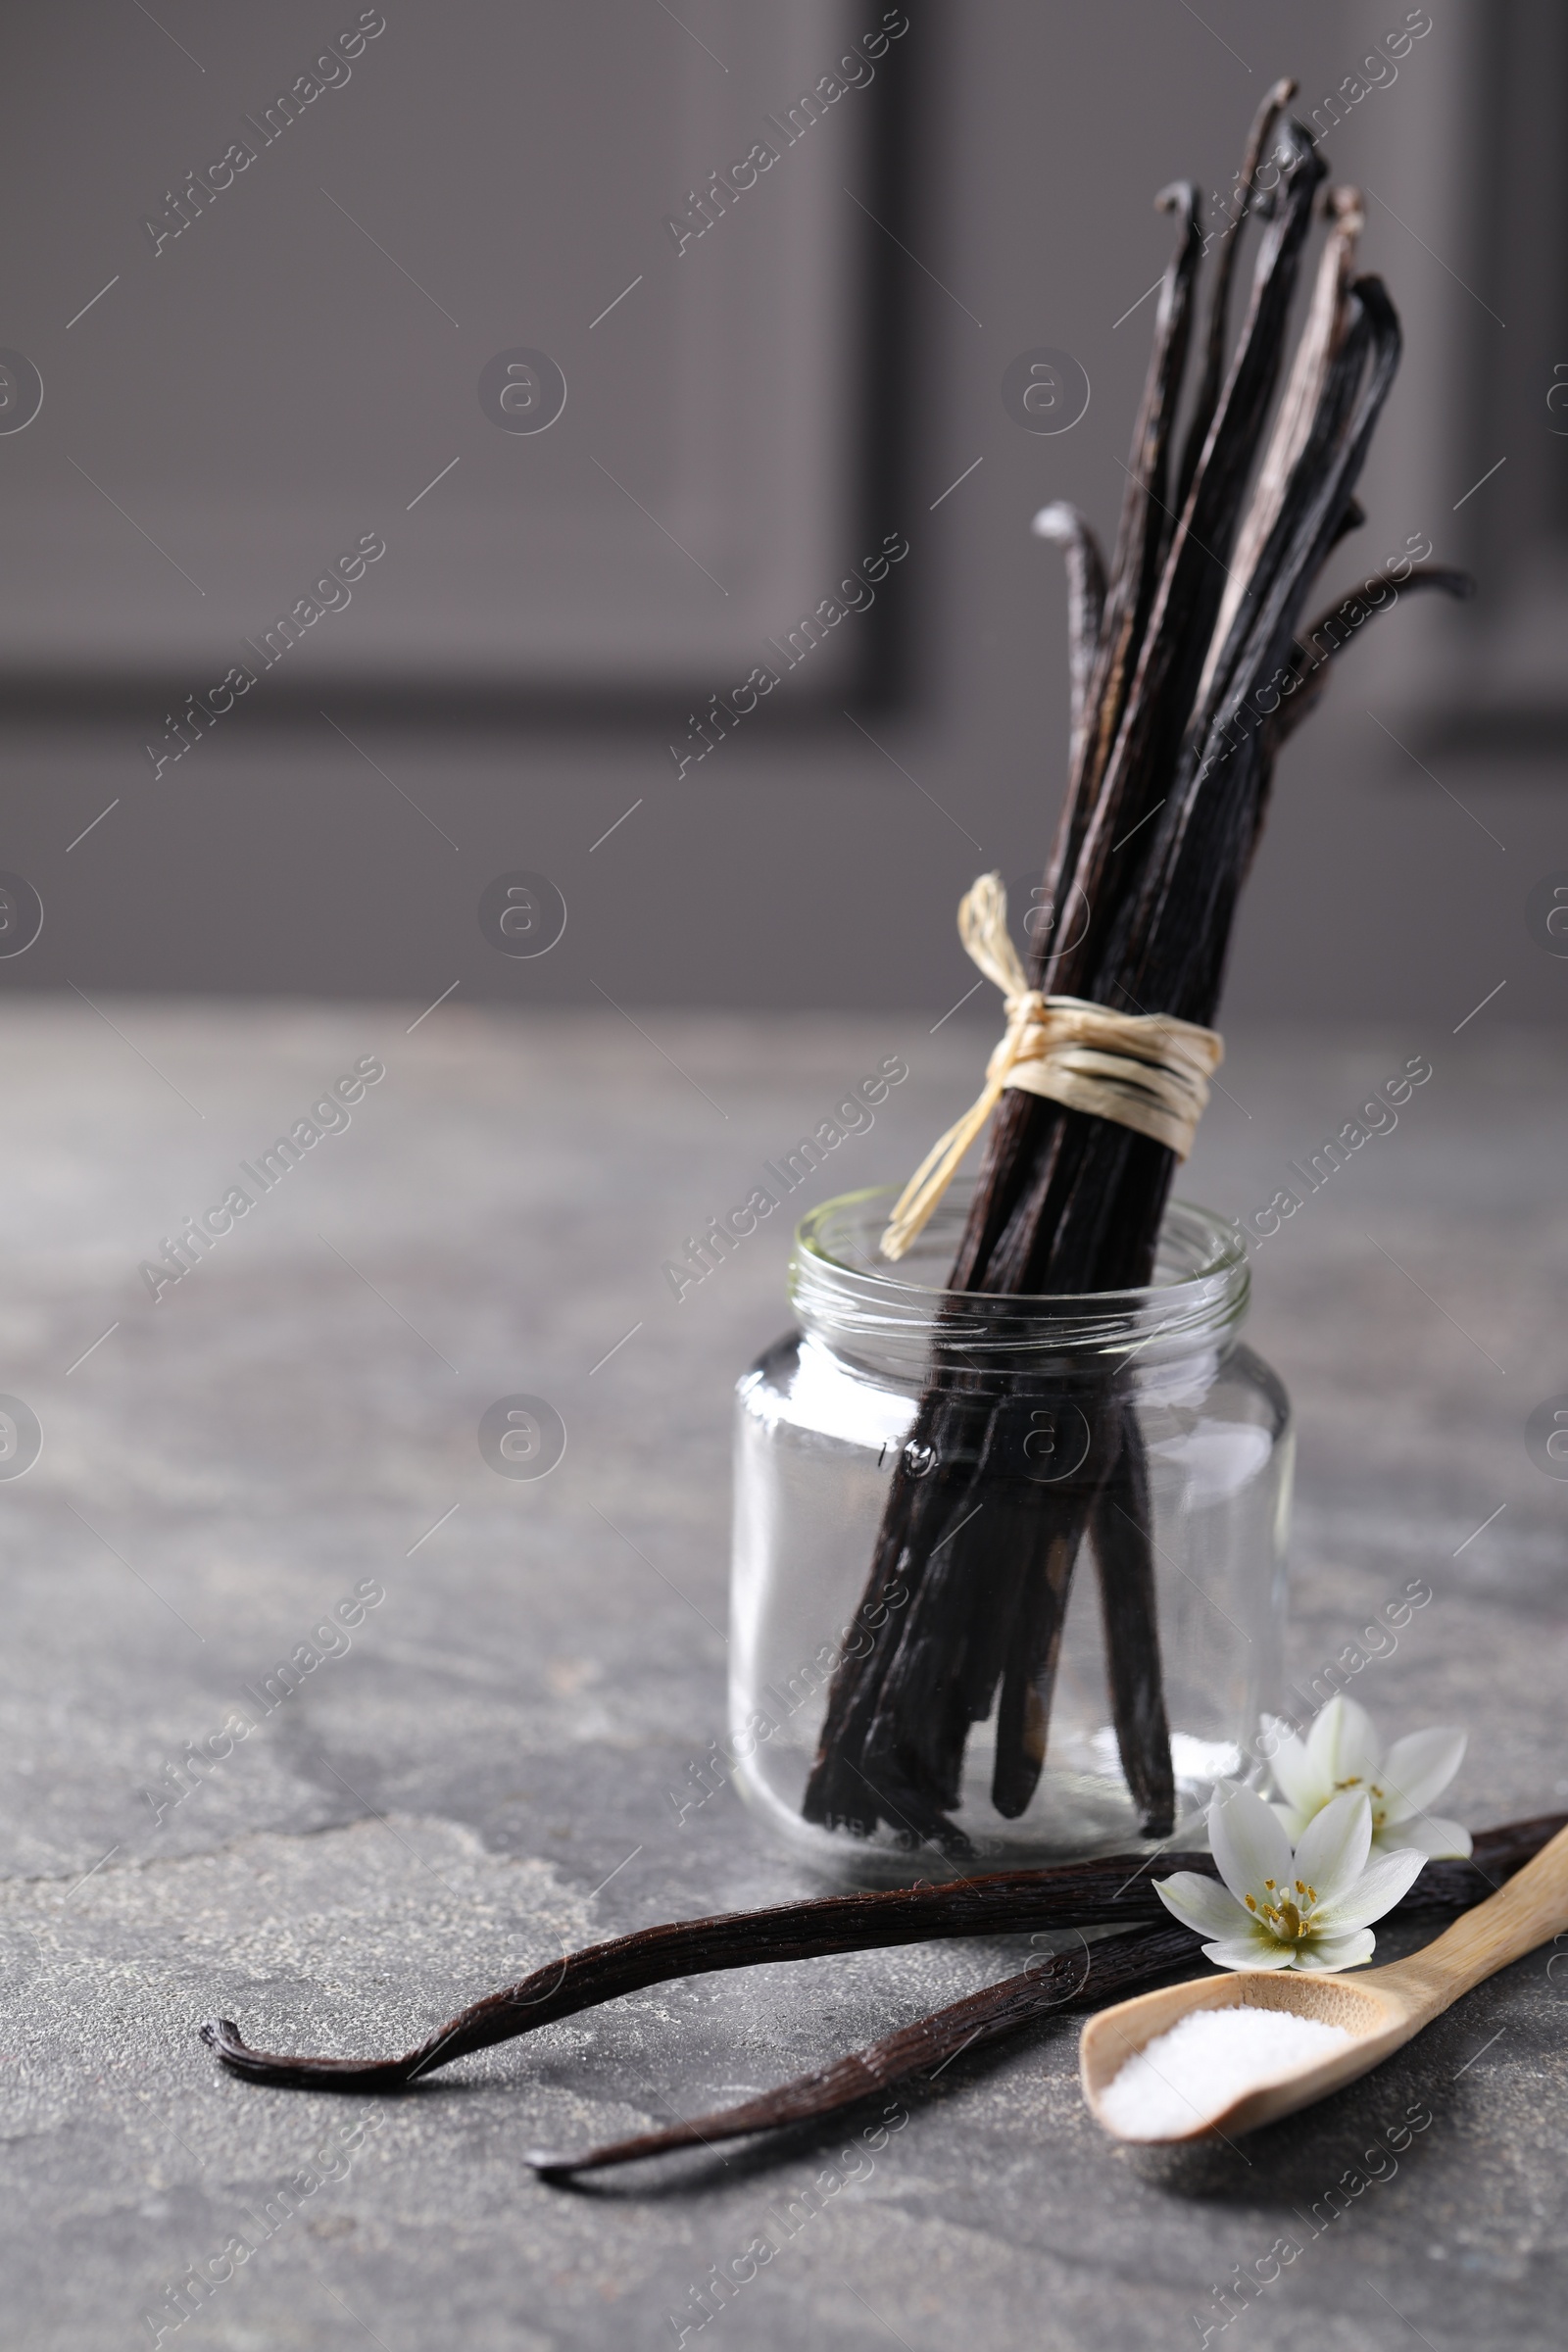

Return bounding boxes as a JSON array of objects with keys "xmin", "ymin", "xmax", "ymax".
[
  {"xmin": 1030, "ymin": 504, "xmax": 1109, "ymax": 775},
  {"xmin": 1422, "ymin": 564, "xmax": 1477, "ymax": 599},
  {"xmin": 200, "ymin": 2017, "xmax": 417, "ymax": 2090},
  {"xmin": 1262, "ymin": 563, "xmax": 1476, "ymax": 758},
  {"xmin": 1154, "ymin": 178, "xmax": 1198, "ymax": 223}
]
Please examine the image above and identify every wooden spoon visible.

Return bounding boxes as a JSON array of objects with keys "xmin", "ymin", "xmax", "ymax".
[{"xmin": 1080, "ymin": 1820, "xmax": 1568, "ymax": 2143}]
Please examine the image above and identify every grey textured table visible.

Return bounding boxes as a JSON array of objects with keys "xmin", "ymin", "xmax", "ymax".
[{"xmin": 1, "ymin": 1002, "xmax": 1563, "ymax": 2351}]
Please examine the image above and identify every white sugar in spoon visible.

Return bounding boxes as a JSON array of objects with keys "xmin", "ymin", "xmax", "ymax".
[{"xmin": 1080, "ymin": 1820, "xmax": 1568, "ymax": 2144}]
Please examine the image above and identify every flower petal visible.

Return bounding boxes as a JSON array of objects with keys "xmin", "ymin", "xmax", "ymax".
[
  {"xmin": 1270, "ymin": 1799, "xmax": 1312, "ymax": 1841},
  {"xmin": 1292, "ymin": 1789, "xmax": 1372, "ymax": 1902},
  {"xmin": 1154, "ymin": 1872, "xmax": 1251, "ymax": 1938},
  {"xmin": 1202, "ymin": 1936, "xmax": 1298, "ymax": 1972},
  {"xmin": 1307, "ymin": 1693, "xmax": 1380, "ymax": 1788},
  {"xmin": 1292, "ymin": 1928, "xmax": 1376, "ymax": 1972},
  {"xmin": 1265, "ymin": 1724, "xmax": 1327, "ymax": 1816},
  {"xmin": 1372, "ymin": 1813, "xmax": 1471, "ymax": 1860},
  {"xmin": 1209, "ymin": 1783, "xmax": 1295, "ymax": 1902},
  {"xmin": 1379, "ymin": 1727, "xmax": 1466, "ymax": 1823},
  {"xmin": 1304, "ymin": 1693, "xmax": 1346, "ymax": 1775},
  {"xmin": 1313, "ymin": 1844, "xmax": 1426, "ymax": 1932}
]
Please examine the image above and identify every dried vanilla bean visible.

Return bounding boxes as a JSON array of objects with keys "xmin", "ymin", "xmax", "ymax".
[
  {"xmin": 1032, "ymin": 503, "xmax": 1106, "ymax": 789},
  {"xmin": 526, "ymin": 1924, "xmax": 1200, "ymax": 2178},
  {"xmin": 1087, "ymin": 1406, "xmax": 1171, "ymax": 1830},
  {"xmin": 202, "ymin": 1815, "xmax": 1562, "ymax": 2094},
  {"xmin": 204, "ymin": 1849, "xmax": 1213, "ymax": 2089},
  {"xmin": 1173, "ymin": 77, "xmax": 1298, "ymax": 514},
  {"xmin": 525, "ymin": 1815, "xmax": 1557, "ymax": 2176},
  {"xmin": 804, "ymin": 94, "xmax": 1473, "ymax": 1854},
  {"xmin": 1261, "ymin": 563, "xmax": 1474, "ymax": 760},
  {"xmin": 1199, "ymin": 183, "xmax": 1366, "ymax": 705},
  {"xmin": 804, "ymin": 122, "xmax": 1333, "ymax": 1843},
  {"xmin": 1083, "ymin": 180, "xmax": 1202, "ymax": 808}
]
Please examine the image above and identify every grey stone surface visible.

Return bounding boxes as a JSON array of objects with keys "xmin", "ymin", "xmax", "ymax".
[{"xmin": 0, "ymin": 1001, "xmax": 1563, "ymax": 2350}]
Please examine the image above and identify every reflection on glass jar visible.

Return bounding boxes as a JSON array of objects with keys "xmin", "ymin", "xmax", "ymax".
[{"xmin": 729, "ymin": 1184, "xmax": 1291, "ymax": 1883}]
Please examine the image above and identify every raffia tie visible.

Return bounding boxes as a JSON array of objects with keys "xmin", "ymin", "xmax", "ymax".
[{"xmin": 880, "ymin": 873, "xmax": 1225, "ymax": 1261}]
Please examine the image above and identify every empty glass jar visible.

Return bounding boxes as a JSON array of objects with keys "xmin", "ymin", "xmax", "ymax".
[{"xmin": 729, "ymin": 1184, "xmax": 1292, "ymax": 1881}]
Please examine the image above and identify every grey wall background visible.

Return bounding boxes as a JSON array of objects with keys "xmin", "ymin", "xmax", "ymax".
[{"xmin": 0, "ymin": 0, "xmax": 1561, "ymax": 1025}]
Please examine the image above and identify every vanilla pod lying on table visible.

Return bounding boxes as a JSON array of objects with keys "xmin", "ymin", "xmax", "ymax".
[
  {"xmin": 527, "ymin": 1923, "xmax": 1201, "ymax": 2179},
  {"xmin": 522, "ymin": 1813, "xmax": 1562, "ymax": 2174},
  {"xmin": 202, "ymin": 1812, "xmax": 1562, "ymax": 2104}
]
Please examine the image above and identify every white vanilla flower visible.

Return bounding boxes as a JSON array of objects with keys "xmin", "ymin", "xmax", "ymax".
[
  {"xmin": 1264, "ymin": 1693, "xmax": 1471, "ymax": 1859},
  {"xmin": 1155, "ymin": 1784, "xmax": 1426, "ymax": 1972}
]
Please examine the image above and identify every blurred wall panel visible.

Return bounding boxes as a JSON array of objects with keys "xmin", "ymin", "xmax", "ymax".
[
  {"xmin": 0, "ymin": 0, "xmax": 1561, "ymax": 1024},
  {"xmin": 0, "ymin": 0, "xmax": 873, "ymax": 692}
]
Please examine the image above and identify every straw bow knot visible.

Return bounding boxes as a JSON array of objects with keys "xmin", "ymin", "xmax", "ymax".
[{"xmin": 880, "ymin": 874, "xmax": 1224, "ymax": 1260}]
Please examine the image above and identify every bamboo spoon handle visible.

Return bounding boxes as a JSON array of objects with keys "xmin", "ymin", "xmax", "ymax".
[{"xmin": 1386, "ymin": 1821, "xmax": 1568, "ymax": 2015}]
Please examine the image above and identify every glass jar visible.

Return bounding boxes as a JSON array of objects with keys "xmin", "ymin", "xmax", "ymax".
[{"xmin": 729, "ymin": 1183, "xmax": 1291, "ymax": 1882}]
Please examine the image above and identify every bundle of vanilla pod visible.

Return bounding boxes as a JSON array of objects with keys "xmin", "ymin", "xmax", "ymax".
[{"xmin": 804, "ymin": 84, "xmax": 1471, "ymax": 1854}]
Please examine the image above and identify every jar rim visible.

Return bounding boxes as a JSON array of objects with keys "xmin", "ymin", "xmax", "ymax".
[{"xmin": 789, "ymin": 1184, "xmax": 1248, "ymax": 1372}]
